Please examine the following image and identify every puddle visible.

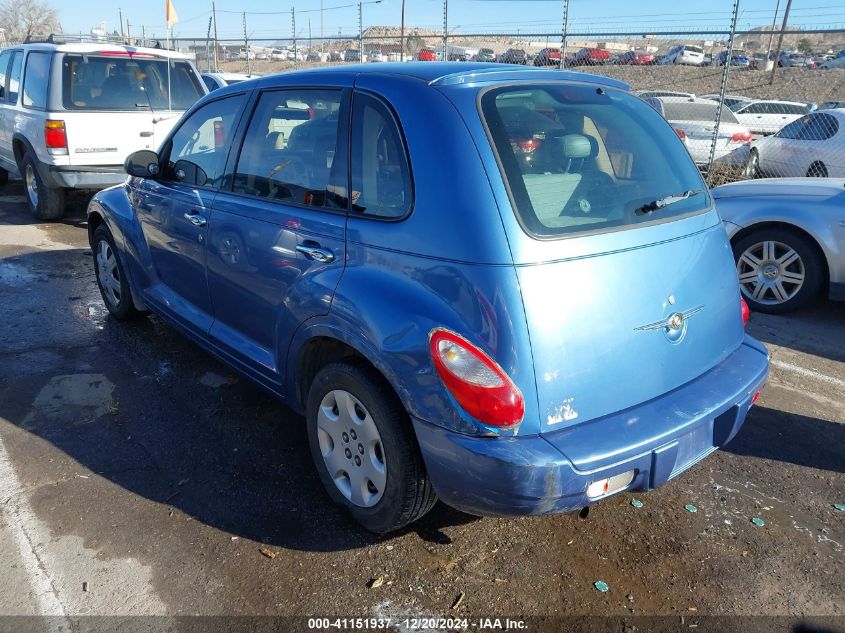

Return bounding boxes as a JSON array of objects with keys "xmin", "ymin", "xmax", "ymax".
[
  {"xmin": 22, "ymin": 374, "xmax": 115, "ymax": 430},
  {"xmin": 0, "ymin": 261, "xmax": 37, "ymax": 287}
]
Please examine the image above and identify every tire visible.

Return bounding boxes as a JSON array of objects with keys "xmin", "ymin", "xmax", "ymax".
[
  {"xmin": 19, "ymin": 151, "xmax": 65, "ymax": 220},
  {"xmin": 92, "ymin": 225, "xmax": 146, "ymax": 321},
  {"xmin": 306, "ymin": 360, "xmax": 437, "ymax": 533},
  {"xmin": 807, "ymin": 161, "xmax": 828, "ymax": 177},
  {"xmin": 733, "ymin": 228, "xmax": 825, "ymax": 314},
  {"xmin": 744, "ymin": 149, "xmax": 760, "ymax": 178}
]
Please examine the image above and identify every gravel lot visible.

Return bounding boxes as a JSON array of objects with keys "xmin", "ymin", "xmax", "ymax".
[{"xmin": 0, "ymin": 185, "xmax": 843, "ymax": 632}]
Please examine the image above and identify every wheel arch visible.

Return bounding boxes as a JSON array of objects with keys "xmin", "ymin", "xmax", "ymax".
[
  {"xmin": 11, "ymin": 133, "xmax": 35, "ymax": 166},
  {"xmin": 730, "ymin": 221, "xmax": 831, "ymax": 287}
]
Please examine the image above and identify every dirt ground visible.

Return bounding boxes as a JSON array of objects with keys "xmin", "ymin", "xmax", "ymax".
[{"xmin": 0, "ymin": 184, "xmax": 843, "ymax": 633}]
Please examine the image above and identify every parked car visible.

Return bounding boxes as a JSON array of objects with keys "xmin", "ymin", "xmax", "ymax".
[
  {"xmin": 270, "ymin": 49, "xmax": 288, "ymax": 61},
  {"xmin": 255, "ymin": 51, "xmax": 269, "ymax": 61},
  {"xmin": 818, "ymin": 101, "xmax": 845, "ymax": 110},
  {"xmin": 715, "ymin": 50, "xmax": 751, "ymax": 67},
  {"xmin": 633, "ymin": 89, "xmax": 695, "ymax": 100},
  {"xmin": 701, "ymin": 94, "xmax": 753, "ymax": 111},
  {"xmin": 616, "ymin": 51, "xmax": 654, "ymax": 65},
  {"xmin": 201, "ymin": 72, "xmax": 258, "ymax": 92},
  {"xmin": 497, "ymin": 48, "xmax": 527, "ymax": 64},
  {"xmin": 660, "ymin": 44, "xmax": 706, "ymax": 66},
  {"xmin": 416, "ymin": 47, "xmax": 437, "ymax": 62},
  {"xmin": 306, "ymin": 52, "xmax": 324, "ymax": 63},
  {"xmin": 237, "ymin": 49, "xmax": 256, "ymax": 61},
  {"xmin": 818, "ymin": 56, "xmax": 845, "ymax": 69},
  {"xmin": 733, "ymin": 100, "xmax": 813, "ymax": 135},
  {"xmin": 91, "ymin": 63, "xmax": 768, "ymax": 533},
  {"xmin": 534, "ymin": 47, "xmax": 561, "ymax": 66},
  {"xmin": 571, "ymin": 47, "xmax": 612, "ymax": 66},
  {"xmin": 745, "ymin": 110, "xmax": 845, "ymax": 178},
  {"xmin": 714, "ymin": 178, "xmax": 845, "ymax": 312},
  {"xmin": 778, "ymin": 53, "xmax": 815, "ymax": 68},
  {"xmin": 471, "ymin": 48, "xmax": 495, "ymax": 62},
  {"xmin": 368, "ymin": 51, "xmax": 387, "ymax": 63},
  {"xmin": 646, "ymin": 97, "xmax": 752, "ymax": 167},
  {"xmin": 343, "ymin": 49, "xmax": 362, "ymax": 62},
  {"xmin": 0, "ymin": 38, "xmax": 206, "ymax": 220}
]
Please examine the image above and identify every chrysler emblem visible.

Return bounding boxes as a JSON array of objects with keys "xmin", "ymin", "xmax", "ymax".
[{"xmin": 635, "ymin": 306, "xmax": 704, "ymax": 333}]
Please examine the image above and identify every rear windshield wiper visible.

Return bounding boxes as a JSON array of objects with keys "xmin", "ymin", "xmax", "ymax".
[{"xmin": 635, "ymin": 189, "xmax": 706, "ymax": 216}]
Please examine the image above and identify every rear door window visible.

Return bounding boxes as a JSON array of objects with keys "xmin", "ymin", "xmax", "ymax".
[
  {"xmin": 23, "ymin": 52, "xmax": 51, "ymax": 109},
  {"xmin": 350, "ymin": 92, "xmax": 412, "ymax": 219},
  {"xmin": 61, "ymin": 54, "xmax": 204, "ymax": 111},
  {"xmin": 0, "ymin": 50, "xmax": 11, "ymax": 100},
  {"xmin": 481, "ymin": 84, "xmax": 709, "ymax": 238}
]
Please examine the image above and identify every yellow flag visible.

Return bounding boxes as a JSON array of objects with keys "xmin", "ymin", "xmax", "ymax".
[{"xmin": 166, "ymin": 0, "xmax": 179, "ymax": 29}]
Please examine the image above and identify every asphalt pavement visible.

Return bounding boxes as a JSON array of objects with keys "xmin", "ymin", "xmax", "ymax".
[{"xmin": 0, "ymin": 184, "xmax": 843, "ymax": 632}]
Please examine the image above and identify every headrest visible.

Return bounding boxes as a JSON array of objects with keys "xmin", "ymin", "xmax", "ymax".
[{"xmin": 561, "ymin": 134, "xmax": 592, "ymax": 159}]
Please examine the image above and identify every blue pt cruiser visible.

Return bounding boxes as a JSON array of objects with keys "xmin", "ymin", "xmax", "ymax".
[{"xmin": 88, "ymin": 63, "xmax": 769, "ymax": 533}]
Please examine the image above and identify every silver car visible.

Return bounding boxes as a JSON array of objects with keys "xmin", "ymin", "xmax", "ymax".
[
  {"xmin": 713, "ymin": 178, "xmax": 845, "ymax": 313},
  {"xmin": 646, "ymin": 97, "xmax": 752, "ymax": 166}
]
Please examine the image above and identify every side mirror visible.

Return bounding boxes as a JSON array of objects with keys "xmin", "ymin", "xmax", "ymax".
[{"xmin": 125, "ymin": 150, "xmax": 160, "ymax": 178}]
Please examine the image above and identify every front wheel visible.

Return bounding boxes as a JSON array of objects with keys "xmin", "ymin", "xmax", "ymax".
[
  {"xmin": 306, "ymin": 361, "xmax": 436, "ymax": 533},
  {"xmin": 20, "ymin": 151, "xmax": 65, "ymax": 220},
  {"xmin": 92, "ymin": 225, "xmax": 147, "ymax": 320},
  {"xmin": 743, "ymin": 149, "xmax": 760, "ymax": 178},
  {"xmin": 733, "ymin": 228, "xmax": 825, "ymax": 314}
]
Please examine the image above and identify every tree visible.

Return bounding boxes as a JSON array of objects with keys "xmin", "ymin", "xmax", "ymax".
[
  {"xmin": 0, "ymin": 0, "xmax": 61, "ymax": 44},
  {"xmin": 797, "ymin": 38, "xmax": 813, "ymax": 54}
]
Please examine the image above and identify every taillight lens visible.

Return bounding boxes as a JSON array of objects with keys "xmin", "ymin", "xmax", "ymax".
[
  {"xmin": 741, "ymin": 296, "xmax": 750, "ymax": 327},
  {"xmin": 45, "ymin": 120, "xmax": 67, "ymax": 151},
  {"xmin": 730, "ymin": 131, "xmax": 752, "ymax": 143},
  {"xmin": 674, "ymin": 128, "xmax": 687, "ymax": 141},
  {"xmin": 429, "ymin": 329, "xmax": 525, "ymax": 427},
  {"xmin": 510, "ymin": 138, "xmax": 542, "ymax": 154}
]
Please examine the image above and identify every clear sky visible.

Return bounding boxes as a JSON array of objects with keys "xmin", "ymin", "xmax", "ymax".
[{"xmin": 56, "ymin": 0, "xmax": 845, "ymax": 42}]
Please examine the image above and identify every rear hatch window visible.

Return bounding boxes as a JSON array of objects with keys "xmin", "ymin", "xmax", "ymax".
[
  {"xmin": 662, "ymin": 101, "xmax": 740, "ymax": 123},
  {"xmin": 62, "ymin": 53, "xmax": 204, "ymax": 111},
  {"xmin": 481, "ymin": 84, "xmax": 709, "ymax": 238}
]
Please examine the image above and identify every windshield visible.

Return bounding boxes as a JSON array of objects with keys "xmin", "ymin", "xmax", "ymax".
[
  {"xmin": 62, "ymin": 54, "xmax": 204, "ymax": 111},
  {"xmin": 481, "ymin": 84, "xmax": 709, "ymax": 238}
]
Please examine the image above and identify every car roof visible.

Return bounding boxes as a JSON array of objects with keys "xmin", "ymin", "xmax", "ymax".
[
  {"xmin": 655, "ymin": 96, "xmax": 717, "ymax": 104},
  {"xmin": 235, "ymin": 63, "xmax": 629, "ymax": 91},
  {"xmin": 739, "ymin": 99, "xmax": 809, "ymax": 107},
  {"xmin": 12, "ymin": 41, "xmax": 189, "ymax": 59},
  {"xmin": 203, "ymin": 72, "xmax": 259, "ymax": 81}
]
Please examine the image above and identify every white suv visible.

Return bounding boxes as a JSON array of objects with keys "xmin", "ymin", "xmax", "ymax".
[
  {"xmin": 660, "ymin": 45, "xmax": 706, "ymax": 66},
  {"xmin": 0, "ymin": 38, "xmax": 206, "ymax": 219}
]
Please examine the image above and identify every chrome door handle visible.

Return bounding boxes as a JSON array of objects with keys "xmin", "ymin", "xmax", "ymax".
[
  {"xmin": 183, "ymin": 212, "xmax": 207, "ymax": 227},
  {"xmin": 140, "ymin": 131, "xmax": 154, "ymax": 137},
  {"xmin": 296, "ymin": 244, "xmax": 335, "ymax": 263}
]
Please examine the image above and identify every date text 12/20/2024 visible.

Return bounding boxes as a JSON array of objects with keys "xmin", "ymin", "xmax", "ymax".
[{"xmin": 307, "ymin": 618, "xmax": 528, "ymax": 630}]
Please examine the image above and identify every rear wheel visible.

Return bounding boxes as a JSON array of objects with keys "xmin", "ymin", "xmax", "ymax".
[
  {"xmin": 20, "ymin": 151, "xmax": 65, "ymax": 221},
  {"xmin": 306, "ymin": 360, "xmax": 436, "ymax": 533},
  {"xmin": 807, "ymin": 161, "xmax": 828, "ymax": 177},
  {"xmin": 733, "ymin": 228, "xmax": 824, "ymax": 313}
]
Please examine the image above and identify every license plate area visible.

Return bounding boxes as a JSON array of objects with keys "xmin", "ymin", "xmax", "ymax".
[{"xmin": 669, "ymin": 419, "xmax": 716, "ymax": 479}]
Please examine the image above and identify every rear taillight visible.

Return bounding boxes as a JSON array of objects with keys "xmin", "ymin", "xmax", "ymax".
[
  {"xmin": 45, "ymin": 120, "xmax": 67, "ymax": 154},
  {"xmin": 730, "ymin": 131, "xmax": 752, "ymax": 143},
  {"xmin": 510, "ymin": 138, "xmax": 542, "ymax": 154},
  {"xmin": 429, "ymin": 329, "xmax": 525, "ymax": 427},
  {"xmin": 741, "ymin": 296, "xmax": 750, "ymax": 327},
  {"xmin": 674, "ymin": 128, "xmax": 687, "ymax": 141}
]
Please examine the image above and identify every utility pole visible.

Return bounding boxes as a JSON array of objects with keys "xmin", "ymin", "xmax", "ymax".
[
  {"xmin": 119, "ymin": 8, "xmax": 124, "ymax": 39},
  {"xmin": 243, "ymin": 12, "xmax": 251, "ymax": 75},
  {"xmin": 320, "ymin": 0, "xmax": 324, "ymax": 56},
  {"xmin": 358, "ymin": 0, "xmax": 363, "ymax": 59},
  {"xmin": 126, "ymin": 20, "xmax": 131, "ymax": 41},
  {"xmin": 292, "ymin": 7, "xmax": 298, "ymax": 70},
  {"xmin": 442, "ymin": 0, "xmax": 448, "ymax": 61},
  {"xmin": 142, "ymin": 25, "xmax": 146, "ymax": 41},
  {"xmin": 559, "ymin": 0, "xmax": 569, "ymax": 69},
  {"xmin": 308, "ymin": 17, "xmax": 312, "ymax": 57},
  {"xmin": 206, "ymin": 16, "xmax": 213, "ymax": 72},
  {"xmin": 770, "ymin": 0, "xmax": 793, "ymax": 84},
  {"xmin": 400, "ymin": 0, "xmax": 406, "ymax": 61},
  {"xmin": 765, "ymin": 0, "xmax": 782, "ymax": 69},
  {"xmin": 212, "ymin": 2, "xmax": 219, "ymax": 72}
]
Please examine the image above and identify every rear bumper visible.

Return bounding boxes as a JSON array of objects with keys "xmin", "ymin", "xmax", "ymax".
[
  {"xmin": 413, "ymin": 335, "xmax": 769, "ymax": 517},
  {"xmin": 39, "ymin": 163, "xmax": 126, "ymax": 190}
]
